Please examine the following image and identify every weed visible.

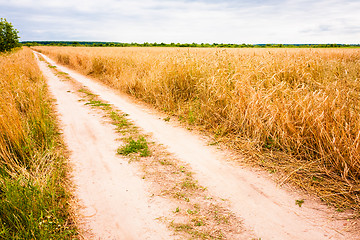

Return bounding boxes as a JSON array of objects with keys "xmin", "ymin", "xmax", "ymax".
[
  {"xmin": 78, "ymin": 88, "xmax": 97, "ymax": 97},
  {"xmin": 85, "ymin": 100, "xmax": 110, "ymax": 108},
  {"xmin": 174, "ymin": 192, "xmax": 190, "ymax": 202},
  {"xmin": 172, "ymin": 222, "xmax": 193, "ymax": 231},
  {"xmin": 312, "ymin": 176, "xmax": 322, "ymax": 182},
  {"xmin": 117, "ymin": 137, "xmax": 150, "ymax": 157},
  {"xmin": 159, "ymin": 159, "xmax": 172, "ymax": 165},
  {"xmin": 110, "ymin": 111, "xmax": 130, "ymax": 129},
  {"xmin": 181, "ymin": 177, "xmax": 199, "ymax": 190},
  {"xmin": 56, "ymin": 71, "xmax": 68, "ymax": 75},
  {"xmin": 263, "ymin": 137, "xmax": 274, "ymax": 149},
  {"xmin": 295, "ymin": 199, "xmax": 304, "ymax": 207},
  {"xmin": 171, "ymin": 222, "xmax": 213, "ymax": 239},
  {"xmin": 187, "ymin": 209, "xmax": 198, "ymax": 215},
  {"xmin": 209, "ymin": 141, "xmax": 219, "ymax": 146},
  {"xmin": 192, "ymin": 218, "xmax": 205, "ymax": 226},
  {"xmin": 188, "ymin": 109, "xmax": 196, "ymax": 124}
]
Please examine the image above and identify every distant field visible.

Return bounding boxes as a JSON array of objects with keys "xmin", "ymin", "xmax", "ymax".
[{"xmin": 33, "ymin": 46, "xmax": 360, "ymax": 211}]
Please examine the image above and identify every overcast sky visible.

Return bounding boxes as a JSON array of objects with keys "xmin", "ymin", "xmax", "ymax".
[{"xmin": 1, "ymin": 0, "xmax": 359, "ymax": 44}]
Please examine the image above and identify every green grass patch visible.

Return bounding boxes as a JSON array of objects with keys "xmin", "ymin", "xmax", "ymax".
[
  {"xmin": 295, "ymin": 199, "xmax": 304, "ymax": 207},
  {"xmin": 171, "ymin": 222, "xmax": 215, "ymax": 239},
  {"xmin": 56, "ymin": 71, "xmax": 69, "ymax": 76},
  {"xmin": 181, "ymin": 177, "xmax": 199, "ymax": 190},
  {"xmin": 110, "ymin": 111, "xmax": 130, "ymax": 129},
  {"xmin": 0, "ymin": 175, "xmax": 75, "ymax": 239},
  {"xmin": 85, "ymin": 100, "xmax": 110, "ymax": 108},
  {"xmin": 117, "ymin": 137, "xmax": 150, "ymax": 157},
  {"xmin": 78, "ymin": 88, "xmax": 97, "ymax": 97}
]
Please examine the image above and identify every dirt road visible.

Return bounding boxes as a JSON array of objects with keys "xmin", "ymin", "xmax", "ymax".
[
  {"xmin": 35, "ymin": 53, "xmax": 175, "ymax": 239},
  {"xmin": 35, "ymin": 51, "xmax": 358, "ymax": 240}
]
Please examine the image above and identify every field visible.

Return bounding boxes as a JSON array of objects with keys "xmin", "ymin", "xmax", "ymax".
[
  {"xmin": 0, "ymin": 48, "xmax": 76, "ymax": 238},
  {"xmin": 32, "ymin": 46, "xmax": 360, "ymax": 211}
]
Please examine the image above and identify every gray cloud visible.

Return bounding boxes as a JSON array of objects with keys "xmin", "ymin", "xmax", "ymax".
[{"xmin": 1, "ymin": 0, "xmax": 359, "ymax": 43}]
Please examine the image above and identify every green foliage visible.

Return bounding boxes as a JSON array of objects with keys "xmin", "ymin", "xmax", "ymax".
[
  {"xmin": 85, "ymin": 100, "xmax": 110, "ymax": 108},
  {"xmin": 110, "ymin": 111, "xmax": 130, "ymax": 129},
  {"xmin": 117, "ymin": 137, "xmax": 150, "ymax": 157},
  {"xmin": 0, "ymin": 18, "xmax": 20, "ymax": 52},
  {"xmin": 23, "ymin": 40, "xmax": 360, "ymax": 48},
  {"xmin": 295, "ymin": 199, "xmax": 304, "ymax": 207},
  {"xmin": 0, "ymin": 172, "xmax": 75, "ymax": 239}
]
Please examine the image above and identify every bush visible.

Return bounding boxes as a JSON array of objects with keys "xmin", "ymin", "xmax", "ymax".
[{"xmin": 0, "ymin": 18, "xmax": 20, "ymax": 52}]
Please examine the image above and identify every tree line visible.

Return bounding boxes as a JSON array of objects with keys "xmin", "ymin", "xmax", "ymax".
[
  {"xmin": 1, "ymin": 18, "xmax": 358, "ymax": 51},
  {"xmin": 0, "ymin": 18, "xmax": 20, "ymax": 52},
  {"xmin": 22, "ymin": 41, "xmax": 360, "ymax": 48}
]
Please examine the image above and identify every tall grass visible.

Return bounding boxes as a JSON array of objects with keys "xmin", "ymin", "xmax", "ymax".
[
  {"xmin": 34, "ymin": 46, "xmax": 360, "ymax": 210},
  {"xmin": 0, "ymin": 48, "xmax": 76, "ymax": 238}
]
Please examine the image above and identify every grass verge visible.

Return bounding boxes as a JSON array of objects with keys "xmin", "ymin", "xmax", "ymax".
[{"xmin": 0, "ymin": 48, "xmax": 76, "ymax": 239}]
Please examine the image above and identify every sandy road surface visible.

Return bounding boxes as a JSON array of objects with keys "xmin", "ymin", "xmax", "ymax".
[
  {"xmin": 36, "ymin": 51, "xmax": 358, "ymax": 240},
  {"xmin": 35, "ymin": 53, "xmax": 175, "ymax": 239}
]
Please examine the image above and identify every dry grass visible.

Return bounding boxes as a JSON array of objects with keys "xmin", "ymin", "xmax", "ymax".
[
  {"xmin": 0, "ymin": 47, "xmax": 76, "ymax": 238},
  {"xmin": 33, "ymin": 46, "xmax": 360, "ymax": 212}
]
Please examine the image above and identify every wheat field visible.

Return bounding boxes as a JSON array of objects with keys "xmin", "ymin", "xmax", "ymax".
[{"xmin": 33, "ymin": 46, "xmax": 360, "ymax": 211}]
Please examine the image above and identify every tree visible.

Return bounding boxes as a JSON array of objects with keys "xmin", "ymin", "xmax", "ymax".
[{"xmin": 0, "ymin": 18, "xmax": 20, "ymax": 52}]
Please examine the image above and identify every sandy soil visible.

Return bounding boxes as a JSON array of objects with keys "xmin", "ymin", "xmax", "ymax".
[{"xmin": 36, "ymin": 52, "xmax": 359, "ymax": 240}]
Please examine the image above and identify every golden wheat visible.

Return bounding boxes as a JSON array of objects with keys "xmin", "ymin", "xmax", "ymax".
[{"xmin": 0, "ymin": 48, "xmax": 43, "ymax": 170}]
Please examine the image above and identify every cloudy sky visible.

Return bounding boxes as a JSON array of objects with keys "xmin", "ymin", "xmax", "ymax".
[{"xmin": 1, "ymin": 0, "xmax": 359, "ymax": 44}]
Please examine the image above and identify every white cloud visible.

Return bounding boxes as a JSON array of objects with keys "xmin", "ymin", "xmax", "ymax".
[{"xmin": 1, "ymin": 0, "xmax": 359, "ymax": 43}]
